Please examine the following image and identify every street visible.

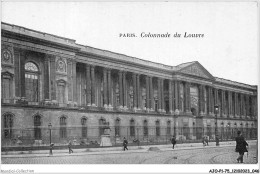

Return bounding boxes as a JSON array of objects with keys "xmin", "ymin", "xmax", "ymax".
[{"xmin": 1, "ymin": 144, "xmax": 257, "ymax": 164}]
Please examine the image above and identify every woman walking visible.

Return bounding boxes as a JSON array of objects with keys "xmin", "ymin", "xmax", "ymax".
[{"xmin": 235, "ymin": 131, "xmax": 248, "ymax": 163}]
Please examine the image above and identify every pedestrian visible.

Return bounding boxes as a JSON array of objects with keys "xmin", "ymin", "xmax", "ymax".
[
  {"xmin": 171, "ymin": 136, "xmax": 177, "ymax": 149},
  {"xmin": 68, "ymin": 140, "xmax": 73, "ymax": 154},
  {"xmin": 205, "ymin": 136, "xmax": 209, "ymax": 146},
  {"xmin": 123, "ymin": 137, "xmax": 128, "ymax": 151},
  {"xmin": 235, "ymin": 131, "xmax": 248, "ymax": 163},
  {"xmin": 202, "ymin": 136, "xmax": 206, "ymax": 146},
  {"xmin": 216, "ymin": 135, "xmax": 220, "ymax": 146},
  {"xmin": 49, "ymin": 143, "xmax": 54, "ymax": 156}
]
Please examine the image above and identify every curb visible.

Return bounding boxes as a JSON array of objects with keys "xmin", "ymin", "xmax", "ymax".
[{"xmin": 1, "ymin": 143, "xmax": 242, "ymax": 158}]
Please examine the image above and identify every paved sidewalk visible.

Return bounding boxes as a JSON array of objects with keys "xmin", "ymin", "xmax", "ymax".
[{"xmin": 1, "ymin": 140, "xmax": 257, "ymax": 158}]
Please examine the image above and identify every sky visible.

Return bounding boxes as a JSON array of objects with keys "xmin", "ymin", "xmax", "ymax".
[{"xmin": 1, "ymin": 1, "xmax": 259, "ymax": 85}]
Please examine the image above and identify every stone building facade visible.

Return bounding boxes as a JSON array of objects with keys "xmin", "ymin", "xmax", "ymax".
[{"xmin": 1, "ymin": 22, "xmax": 258, "ymax": 146}]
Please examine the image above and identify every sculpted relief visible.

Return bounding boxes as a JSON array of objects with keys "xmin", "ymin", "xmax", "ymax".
[{"xmin": 180, "ymin": 64, "xmax": 209, "ymax": 79}]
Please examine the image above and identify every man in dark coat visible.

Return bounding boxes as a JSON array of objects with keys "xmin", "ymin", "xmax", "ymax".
[
  {"xmin": 235, "ymin": 131, "xmax": 248, "ymax": 163},
  {"xmin": 171, "ymin": 136, "xmax": 177, "ymax": 149},
  {"xmin": 123, "ymin": 137, "xmax": 128, "ymax": 151},
  {"xmin": 68, "ymin": 141, "xmax": 73, "ymax": 154},
  {"xmin": 205, "ymin": 136, "xmax": 209, "ymax": 146}
]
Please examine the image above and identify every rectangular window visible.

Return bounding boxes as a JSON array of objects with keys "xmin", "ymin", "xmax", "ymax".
[
  {"xmin": 155, "ymin": 99, "xmax": 158, "ymax": 112},
  {"xmin": 130, "ymin": 126, "xmax": 135, "ymax": 137},
  {"xmin": 2, "ymin": 78, "xmax": 11, "ymax": 99}
]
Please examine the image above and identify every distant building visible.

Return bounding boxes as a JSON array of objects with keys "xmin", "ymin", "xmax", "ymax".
[{"xmin": 1, "ymin": 22, "xmax": 257, "ymax": 147}]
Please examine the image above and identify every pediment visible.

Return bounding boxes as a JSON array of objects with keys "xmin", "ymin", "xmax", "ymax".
[{"xmin": 178, "ymin": 62, "xmax": 214, "ymax": 80}]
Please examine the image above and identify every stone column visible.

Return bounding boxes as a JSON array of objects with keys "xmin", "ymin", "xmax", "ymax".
[
  {"xmin": 199, "ymin": 85, "xmax": 204, "ymax": 115},
  {"xmin": 137, "ymin": 74, "xmax": 141, "ymax": 109},
  {"xmin": 91, "ymin": 65, "xmax": 96, "ymax": 106},
  {"xmin": 158, "ymin": 78, "xmax": 161, "ymax": 112},
  {"xmin": 252, "ymin": 96, "xmax": 256, "ymax": 118},
  {"xmin": 107, "ymin": 68, "xmax": 112, "ymax": 108},
  {"xmin": 186, "ymin": 82, "xmax": 191, "ymax": 113},
  {"xmin": 123, "ymin": 71, "xmax": 127, "ymax": 109},
  {"xmin": 103, "ymin": 68, "xmax": 108, "ymax": 108},
  {"xmin": 150, "ymin": 76, "xmax": 154, "ymax": 110},
  {"xmin": 228, "ymin": 91, "xmax": 232, "ymax": 117},
  {"xmin": 253, "ymin": 96, "xmax": 258, "ymax": 119},
  {"xmin": 237, "ymin": 94, "xmax": 241, "ymax": 117},
  {"xmin": 44, "ymin": 56, "xmax": 50, "ymax": 100},
  {"xmin": 119, "ymin": 71, "xmax": 123, "ymax": 108},
  {"xmin": 72, "ymin": 61, "xmax": 77, "ymax": 106},
  {"xmin": 161, "ymin": 79, "xmax": 165, "ymax": 112},
  {"xmin": 234, "ymin": 93, "xmax": 238, "ymax": 117},
  {"xmin": 50, "ymin": 56, "xmax": 56, "ymax": 101},
  {"xmin": 211, "ymin": 88, "xmax": 214, "ymax": 114},
  {"xmin": 145, "ymin": 76, "xmax": 150, "ymax": 110},
  {"xmin": 240, "ymin": 94, "xmax": 244, "ymax": 117},
  {"xmin": 246, "ymin": 95, "xmax": 249, "ymax": 117},
  {"xmin": 14, "ymin": 48, "xmax": 20, "ymax": 98},
  {"xmin": 86, "ymin": 65, "xmax": 91, "ymax": 106},
  {"xmin": 207, "ymin": 87, "xmax": 210, "ymax": 114},
  {"xmin": 169, "ymin": 80, "xmax": 173, "ymax": 114},
  {"xmin": 174, "ymin": 81, "xmax": 180, "ymax": 113},
  {"xmin": 20, "ymin": 50, "xmax": 26, "ymax": 99},
  {"xmin": 214, "ymin": 88, "xmax": 218, "ymax": 114},
  {"xmin": 133, "ymin": 73, "xmax": 137, "ymax": 110},
  {"xmin": 221, "ymin": 90, "xmax": 225, "ymax": 117}
]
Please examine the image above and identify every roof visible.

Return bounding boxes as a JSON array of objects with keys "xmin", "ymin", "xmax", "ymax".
[{"xmin": 1, "ymin": 22, "xmax": 257, "ymax": 91}]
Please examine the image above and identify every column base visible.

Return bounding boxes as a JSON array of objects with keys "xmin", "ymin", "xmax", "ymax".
[
  {"xmin": 199, "ymin": 111, "xmax": 206, "ymax": 116},
  {"xmin": 43, "ymin": 99, "xmax": 51, "ymax": 106},
  {"xmin": 174, "ymin": 109, "xmax": 180, "ymax": 115},
  {"xmin": 185, "ymin": 110, "xmax": 192, "ymax": 115},
  {"xmin": 169, "ymin": 110, "xmax": 174, "ymax": 115},
  {"xmin": 73, "ymin": 102, "xmax": 78, "ymax": 107},
  {"xmin": 16, "ymin": 97, "xmax": 28, "ymax": 105}
]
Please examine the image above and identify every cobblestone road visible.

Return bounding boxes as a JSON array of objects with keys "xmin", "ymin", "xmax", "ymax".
[{"xmin": 2, "ymin": 145, "xmax": 257, "ymax": 164}]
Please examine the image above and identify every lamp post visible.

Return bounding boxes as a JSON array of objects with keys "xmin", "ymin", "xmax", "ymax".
[
  {"xmin": 214, "ymin": 105, "xmax": 220, "ymax": 146},
  {"xmin": 48, "ymin": 123, "xmax": 53, "ymax": 155}
]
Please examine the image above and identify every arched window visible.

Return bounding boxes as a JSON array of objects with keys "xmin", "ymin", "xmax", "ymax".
[
  {"xmin": 143, "ymin": 120, "xmax": 148, "ymax": 137},
  {"xmin": 167, "ymin": 121, "xmax": 171, "ymax": 136},
  {"xmin": 60, "ymin": 116, "xmax": 67, "ymax": 138},
  {"xmin": 81, "ymin": 117, "xmax": 87, "ymax": 138},
  {"xmin": 34, "ymin": 115, "xmax": 41, "ymax": 140},
  {"xmin": 25, "ymin": 62, "xmax": 39, "ymax": 102},
  {"xmin": 115, "ymin": 118, "xmax": 120, "ymax": 136},
  {"xmin": 130, "ymin": 119, "xmax": 135, "ymax": 137},
  {"xmin": 3, "ymin": 113, "xmax": 13, "ymax": 138},
  {"xmin": 156, "ymin": 120, "xmax": 160, "ymax": 136}
]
